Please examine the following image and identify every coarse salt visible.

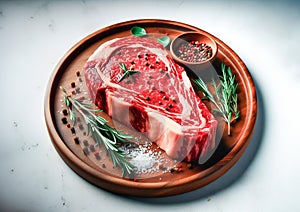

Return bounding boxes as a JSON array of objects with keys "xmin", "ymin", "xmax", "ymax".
[{"xmin": 120, "ymin": 142, "xmax": 165, "ymax": 175}]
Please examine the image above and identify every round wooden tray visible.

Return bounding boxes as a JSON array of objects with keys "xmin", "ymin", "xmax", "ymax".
[{"xmin": 44, "ymin": 19, "xmax": 257, "ymax": 197}]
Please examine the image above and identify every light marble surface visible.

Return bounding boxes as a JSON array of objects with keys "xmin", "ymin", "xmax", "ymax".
[{"xmin": 1, "ymin": 0, "xmax": 300, "ymax": 211}]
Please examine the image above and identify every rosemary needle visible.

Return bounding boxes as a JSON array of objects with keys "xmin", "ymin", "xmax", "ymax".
[
  {"xmin": 193, "ymin": 63, "xmax": 240, "ymax": 135},
  {"xmin": 60, "ymin": 86, "xmax": 136, "ymax": 177},
  {"xmin": 118, "ymin": 63, "xmax": 140, "ymax": 83}
]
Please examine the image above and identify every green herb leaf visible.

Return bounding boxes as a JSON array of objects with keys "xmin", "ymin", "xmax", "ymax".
[
  {"xmin": 130, "ymin": 26, "xmax": 147, "ymax": 37},
  {"xmin": 130, "ymin": 26, "xmax": 170, "ymax": 48},
  {"xmin": 157, "ymin": 36, "xmax": 171, "ymax": 47},
  {"xmin": 64, "ymin": 96, "xmax": 70, "ymax": 107},
  {"xmin": 69, "ymin": 109, "xmax": 76, "ymax": 125},
  {"xmin": 60, "ymin": 86, "xmax": 67, "ymax": 94},
  {"xmin": 118, "ymin": 72, "xmax": 129, "ymax": 83},
  {"xmin": 118, "ymin": 62, "xmax": 140, "ymax": 82}
]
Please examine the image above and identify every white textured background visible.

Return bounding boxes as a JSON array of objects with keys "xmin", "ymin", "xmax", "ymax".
[{"xmin": 1, "ymin": 0, "xmax": 300, "ymax": 211}]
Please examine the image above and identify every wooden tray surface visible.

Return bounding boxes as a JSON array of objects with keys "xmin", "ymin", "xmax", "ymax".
[{"xmin": 44, "ymin": 19, "xmax": 257, "ymax": 197}]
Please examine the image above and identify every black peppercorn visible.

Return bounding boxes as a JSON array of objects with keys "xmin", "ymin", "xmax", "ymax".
[
  {"xmin": 83, "ymin": 140, "xmax": 89, "ymax": 146},
  {"xmin": 62, "ymin": 109, "xmax": 68, "ymax": 116},
  {"xmin": 74, "ymin": 137, "xmax": 80, "ymax": 144},
  {"xmin": 83, "ymin": 147, "xmax": 89, "ymax": 155}
]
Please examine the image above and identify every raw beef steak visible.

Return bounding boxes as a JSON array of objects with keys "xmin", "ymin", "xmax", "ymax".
[{"xmin": 84, "ymin": 36, "xmax": 217, "ymax": 163}]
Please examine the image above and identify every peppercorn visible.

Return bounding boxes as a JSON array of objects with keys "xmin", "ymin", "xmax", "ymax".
[
  {"xmin": 78, "ymin": 124, "xmax": 84, "ymax": 130},
  {"xmin": 62, "ymin": 109, "xmax": 68, "ymax": 116},
  {"xmin": 83, "ymin": 147, "xmax": 89, "ymax": 155},
  {"xmin": 74, "ymin": 137, "xmax": 80, "ymax": 144},
  {"xmin": 95, "ymin": 155, "xmax": 101, "ymax": 160},
  {"xmin": 90, "ymin": 145, "xmax": 96, "ymax": 152},
  {"xmin": 176, "ymin": 41, "xmax": 213, "ymax": 63},
  {"xmin": 83, "ymin": 140, "xmax": 89, "ymax": 146}
]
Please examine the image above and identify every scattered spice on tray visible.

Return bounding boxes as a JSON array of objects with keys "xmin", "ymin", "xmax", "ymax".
[{"xmin": 176, "ymin": 40, "xmax": 212, "ymax": 63}]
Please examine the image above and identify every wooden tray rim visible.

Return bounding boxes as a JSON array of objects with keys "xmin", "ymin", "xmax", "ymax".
[{"xmin": 44, "ymin": 19, "xmax": 257, "ymax": 197}]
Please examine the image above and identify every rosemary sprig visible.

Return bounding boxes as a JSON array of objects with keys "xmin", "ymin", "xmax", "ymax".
[
  {"xmin": 193, "ymin": 63, "xmax": 240, "ymax": 135},
  {"xmin": 118, "ymin": 63, "xmax": 140, "ymax": 83},
  {"xmin": 60, "ymin": 86, "xmax": 136, "ymax": 177}
]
